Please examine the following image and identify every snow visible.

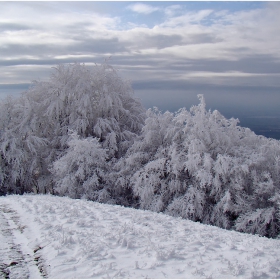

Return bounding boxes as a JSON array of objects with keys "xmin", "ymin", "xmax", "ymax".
[{"xmin": 1, "ymin": 194, "xmax": 280, "ymax": 278}]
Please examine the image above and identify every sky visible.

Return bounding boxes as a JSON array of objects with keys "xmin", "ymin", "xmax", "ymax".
[{"xmin": 0, "ymin": 1, "xmax": 280, "ymax": 135}]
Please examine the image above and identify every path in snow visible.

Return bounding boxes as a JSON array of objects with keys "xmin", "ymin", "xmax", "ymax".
[
  {"xmin": 0, "ymin": 203, "xmax": 43, "ymax": 279},
  {"xmin": 1, "ymin": 194, "xmax": 280, "ymax": 278}
]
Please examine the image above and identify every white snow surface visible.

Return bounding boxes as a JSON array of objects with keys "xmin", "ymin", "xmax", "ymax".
[{"xmin": 1, "ymin": 195, "xmax": 280, "ymax": 279}]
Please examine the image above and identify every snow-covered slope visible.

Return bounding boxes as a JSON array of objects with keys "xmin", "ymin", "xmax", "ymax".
[{"xmin": 1, "ymin": 195, "xmax": 280, "ymax": 278}]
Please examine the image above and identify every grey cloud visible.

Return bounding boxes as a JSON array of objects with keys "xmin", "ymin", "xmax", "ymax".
[
  {"xmin": 0, "ymin": 44, "xmax": 66, "ymax": 59},
  {"xmin": 184, "ymin": 33, "xmax": 222, "ymax": 45},
  {"xmin": 0, "ymin": 54, "xmax": 116, "ymax": 67},
  {"xmin": 64, "ymin": 22, "xmax": 94, "ymax": 35},
  {"xmin": 126, "ymin": 32, "xmax": 219, "ymax": 50},
  {"xmin": 227, "ymin": 53, "xmax": 280, "ymax": 74},
  {"xmin": 69, "ymin": 38, "xmax": 128, "ymax": 54},
  {"xmin": 111, "ymin": 54, "xmax": 165, "ymax": 64},
  {"xmin": 0, "ymin": 48, "xmax": 163, "ymax": 70},
  {"xmin": 0, "ymin": 23, "xmax": 31, "ymax": 32},
  {"xmin": 0, "ymin": 38, "xmax": 127, "ymax": 62},
  {"xmin": 0, "ymin": 57, "xmax": 97, "ymax": 67},
  {"xmin": 149, "ymin": 54, "xmax": 280, "ymax": 75},
  {"xmin": 144, "ymin": 34, "xmax": 183, "ymax": 49},
  {"xmin": 124, "ymin": 34, "xmax": 183, "ymax": 50}
]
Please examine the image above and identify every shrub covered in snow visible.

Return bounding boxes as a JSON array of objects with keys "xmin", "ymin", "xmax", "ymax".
[
  {"xmin": 119, "ymin": 95, "xmax": 280, "ymax": 238},
  {"xmin": 51, "ymin": 131, "xmax": 113, "ymax": 202}
]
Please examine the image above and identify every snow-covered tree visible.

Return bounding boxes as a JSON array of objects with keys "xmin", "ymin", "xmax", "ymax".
[
  {"xmin": 0, "ymin": 96, "xmax": 48, "ymax": 195},
  {"xmin": 0, "ymin": 62, "xmax": 145, "ymax": 195},
  {"xmin": 26, "ymin": 62, "xmax": 145, "ymax": 157}
]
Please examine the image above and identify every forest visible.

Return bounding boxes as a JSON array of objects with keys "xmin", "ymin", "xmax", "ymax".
[{"xmin": 1, "ymin": 63, "xmax": 280, "ymax": 238}]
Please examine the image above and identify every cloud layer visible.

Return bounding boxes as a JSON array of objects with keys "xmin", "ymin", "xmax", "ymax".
[{"xmin": 0, "ymin": 1, "xmax": 280, "ymax": 115}]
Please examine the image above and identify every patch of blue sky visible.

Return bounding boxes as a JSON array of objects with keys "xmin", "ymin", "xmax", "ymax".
[
  {"xmin": 180, "ymin": 1, "xmax": 265, "ymax": 12},
  {"xmin": 197, "ymin": 2, "xmax": 266, "ymax": 26},
  {"xmin": 116, "ymin": 2, "xmax": 266, "ymax": 29}
]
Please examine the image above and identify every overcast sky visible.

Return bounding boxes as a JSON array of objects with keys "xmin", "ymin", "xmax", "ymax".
[{"xmin": 1, "ymin": 1, "xmax": 280, "ymax": 119}]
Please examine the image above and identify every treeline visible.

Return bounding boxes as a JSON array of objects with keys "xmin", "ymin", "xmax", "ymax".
[{"xmin": 1, "ymin": 63, "xmax": 280, "ymax": 238}]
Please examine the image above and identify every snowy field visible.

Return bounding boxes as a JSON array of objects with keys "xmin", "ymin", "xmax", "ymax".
[{"xmin": 1, "ymin": 195, "xmax": 280, "ymax": 279}]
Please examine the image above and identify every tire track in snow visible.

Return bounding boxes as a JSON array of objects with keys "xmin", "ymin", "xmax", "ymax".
[{"xmin": 0, "ymin": 204, "xmax": 44, "ymax": 279}]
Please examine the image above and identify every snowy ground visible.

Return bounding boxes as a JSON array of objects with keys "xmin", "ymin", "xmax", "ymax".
[{"xmin": 1, "ymin": 195, "xmax": 280, "ymax": 278}]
